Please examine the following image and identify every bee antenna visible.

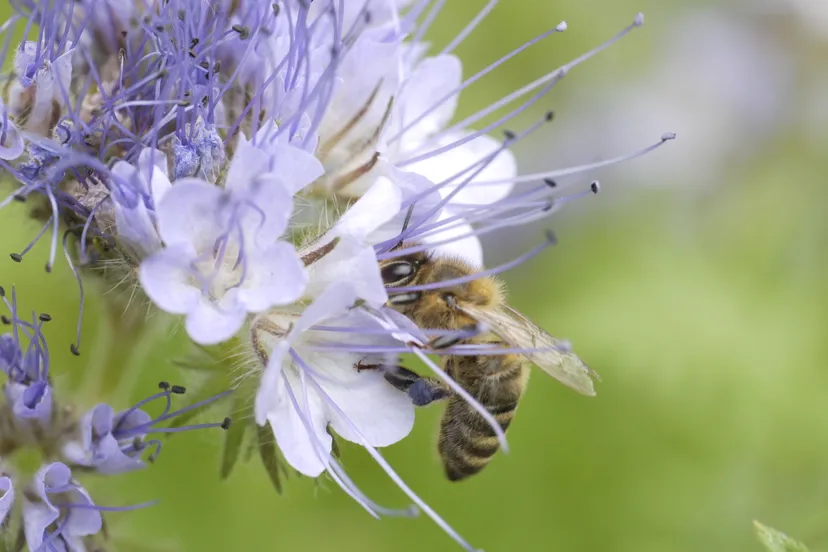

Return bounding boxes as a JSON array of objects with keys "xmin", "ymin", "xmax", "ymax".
[{"xmin": 394, "ymin": 204, "xmax": 417, "ymax": 250}]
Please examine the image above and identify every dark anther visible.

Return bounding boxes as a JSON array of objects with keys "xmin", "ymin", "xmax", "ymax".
[
  {"xmin": 39, "ymin": 313, "xmax": 52, "ymax": 322},
  {"xmin": 9, "ymin": 252, "xmax": 22, "ymax": 262},
  {"xmin": 545, "ymin": 230, "xmax": 558, "ymax": 245},
  {"xmin": 545, "ymin": 111, "xmax": 555, "ymax": 122},
  {"xmin": 121, "ymin": 30, "xmax": 128, "ymax": 37},
  {"xmin": 190, "ymin": 38, "xmax": 199, "ymax": 48},
  {"xmin": 590, "ymin": 181, "xmax": 600, "ymax": 194},
  {"xmin": 542, "ymin": 203, "xmax": 553, "ymax": 212},
  {"xmin": 44, "ymin": 263, "xmax": 52, "ymax": 273},
  {"xmin": 171, "ymin": 385, "xmax": 186, "ymax": 394},
  {"xmin": 272, "ymin": 3, "xmax": 280, "ymax": 17},
  {"xmin": 158, "ymin": 381, "xmax": 171, "ymax": 391},
  {"xmin": 70, "ymin": 344, "xmax": 80, "ymax": 356},
  {"xmin": 221, "ymin": 417, "xmax": 232, "ymax": 430},
  {"xmin": 232, "ymin": 25, "xmax": 250, "ymax": 40},
  {"xmin": 0, "ymin": 316, "xmax": 10, "ymax": 325},
  {"xmin": 0, "ymin": 286, "xmax": 5, "ymax": 297},
  {"xmin": 503, "ymin": 130, "xmax": 516, "ymax": 141},
  {"xmin": 199, "ymin": 60, "xmax": 210, "ymax": 70},
  {"xmin": 364, "ymin": 11, "xmax": 373, "ymax": 23},
  {"xmin": 12, "ymin": 194, "xmax": 26, "ymax": 203},
  {"xmin": 543, "ymin": 178, "xmax": 557, "ymax": 188},
  {"xmin": 188, "ymin": 49, "xmax": 197, "ymax": 58}
]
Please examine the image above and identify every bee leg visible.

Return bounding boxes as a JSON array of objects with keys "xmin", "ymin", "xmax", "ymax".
[
  {"xmin": 383, "ymin": 366, "xmax": 452, "ymax": 407},
  {"xmin": 408, "ymin": 377, "xmax": 452, "ymax": 406}
]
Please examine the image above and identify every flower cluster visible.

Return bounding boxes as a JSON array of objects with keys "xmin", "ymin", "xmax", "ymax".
[
  {"xmin": 0, "ymin": 0, "xmax": 673, "ymax": 549},
  {"xmin": 0, "ymin": 286, "xmax": 229, "ymax": 550}
]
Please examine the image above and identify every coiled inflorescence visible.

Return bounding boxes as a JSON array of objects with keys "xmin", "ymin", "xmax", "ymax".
[
  {"xmin": 0, "ymin": 285, "xmax": 229, "ymax": 550},
  {"xmin": 0, "ymin": 1, "xmax": 673, "ymax": 550}
]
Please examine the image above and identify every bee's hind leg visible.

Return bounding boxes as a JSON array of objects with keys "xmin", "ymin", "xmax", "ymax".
[{"xmin": 382, "ymin": 365, "xmax": 453, "ymax": 407}]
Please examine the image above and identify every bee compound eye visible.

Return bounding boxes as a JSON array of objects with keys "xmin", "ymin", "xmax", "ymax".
[
  {"xmin": 388, "ymin": 291, "xmax": 422, "ymax": 306},
  {"xmin": 381, "ymin": 261, "xmax": 416, "ymax": 286}
]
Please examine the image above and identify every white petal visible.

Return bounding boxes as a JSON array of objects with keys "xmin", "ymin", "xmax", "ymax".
[
  {"xmin": 114, "ymin": 199, "xmax": 161, "ymax": 258},
  {"xmin": 255, "ymin": 339, "xmax": 292, "ymax": 424},
  {"xmin": 368, "ymin": 164, "xmax": 443, "ymax": 244},
  {"xmin": 319, "ymin": 35, "xmax": 400, "ymax": 150},
  {"xmin": 306, "ymin": 239, "xmax": 387, "ymax": 306},
  {"xmin": 155, "ymin": 179, "xmax": 227, "ymax": 249},
  {"xmin": 267, "ymin": 372, "xmax": 332, "ymax": 477},
  {"xmin": 298, "ymin": 281, "xmax": 359, "ymax": 331},
  {"xmin": 139, "ymin": 245, "xmax": 200, "ymax": 314},
  {"xmin": 333, "ymin": 176, "xmax": 402, "ymax": 241},
  {"xmin": 240, "ymin": 242, "xmax": 307, "ymax": 312},
  {"xmin": 136, "ymin": 148, "xmax": 172, "ymax": 203},
  {"xmin": 240, "ymin": 177, "xmax": 293, "ymax": 245},
  {"xmin": 314, "ymin": 355, "xmax": 415, "ymax": 447},
  {"xmin": 268, "ymin": 143, "xmax": 325, "ymax": 194},
  {"xmin": 224, "ymin": 137, "xmax": 272, "ymax": 194},
  {"xmin": 396, "ymin": 54, "xmax": 462, "ymax": 152},
  {"xmin": 252, "ymin": 279, "xmax": 363, "ymax": 421},
  {"xmin": 185, "ymin": 295, "xmax": 247, "ymax": 346},
  {"xmin": 406, "ymin": 131, "xmax": 517, "ymax": 206},
  {"xmin": 421, "ymin": 208, "xmax": 484, "ymax": 267}
]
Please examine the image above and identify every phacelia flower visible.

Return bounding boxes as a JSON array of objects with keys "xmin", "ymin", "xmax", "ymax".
[
  {"xmin": 0, "ymin": 1, "xmax": 675, "ymax": 550},
  {"xmin": 0, "ymin": 286, "xmax": 230, "ymax": 550}
]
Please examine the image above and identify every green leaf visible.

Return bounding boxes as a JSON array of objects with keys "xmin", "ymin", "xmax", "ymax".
[
  {"xmin": 257, "ymin": 422, "xmax": 284, "ymax": 494},
  {"xmin": 328, "ymin": 425, "xmax": 341, "ymax": 459},
  {"xmin": 754, "ymin": 521, "xmax": 810, "ymax": 552}
]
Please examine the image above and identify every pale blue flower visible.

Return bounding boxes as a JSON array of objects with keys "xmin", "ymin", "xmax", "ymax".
[
  {"xmin": 0, "ymin": 476, "xmax": 13, "ymax": 527},
  {"xmin": 0, "ymin": 287, "xmax": 53, "ymax": 425},
  {"xmin": 254, "ymin": 281, "xmax": 415, "ymax": 477},
  {"xmin": 22, "ymin": 462, "xmax": 102, "ymax": 551},
  {"xmin": 63, "ymin": 382, "xmax": 232, "ymax": 474},
  {"xmin": 138, "ymin": 136, "xmax": 319, "ymax": 344}
]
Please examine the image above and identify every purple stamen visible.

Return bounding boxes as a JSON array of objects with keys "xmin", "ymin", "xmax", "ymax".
[
  {"xmin": 440, "ymin": 0, "xmax": 499, "ymax": 56},
  {"xmin": 360, "ymin": 305, "xmax": 509, "ymax": 452},
  {"xmin": 391, "ymin": 23, "xmax": 564, "ymax": 146},
  {"xmin": 280, "ymin": 368, "xmax": 416, "ymax": 519},
  {"xmin": 385, "ymin": 232, "xmax": 555, "ymax": 293},
  {"xmin": 302, "ymin": 370, "xmax": 480, "ymax": 552}
]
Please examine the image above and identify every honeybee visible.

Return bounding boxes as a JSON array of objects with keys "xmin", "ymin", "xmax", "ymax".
[{"xmin": 374, "ymin": 243, "xmax": 597, "ymax": 481}]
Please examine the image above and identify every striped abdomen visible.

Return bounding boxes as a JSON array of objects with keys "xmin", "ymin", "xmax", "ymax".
[{"xmin": 438, "ymin": 354, "xmax": 529, "ymax": 481}]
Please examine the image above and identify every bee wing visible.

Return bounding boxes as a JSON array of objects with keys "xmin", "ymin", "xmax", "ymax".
[{"xmin": 460, "ymin": 304, "xmax": 598, "ymax": 396}]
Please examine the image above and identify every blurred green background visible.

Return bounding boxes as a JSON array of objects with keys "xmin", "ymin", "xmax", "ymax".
[{"xmin": 4, "ymin": 1, "xmax": 828, "ymax": 551}]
